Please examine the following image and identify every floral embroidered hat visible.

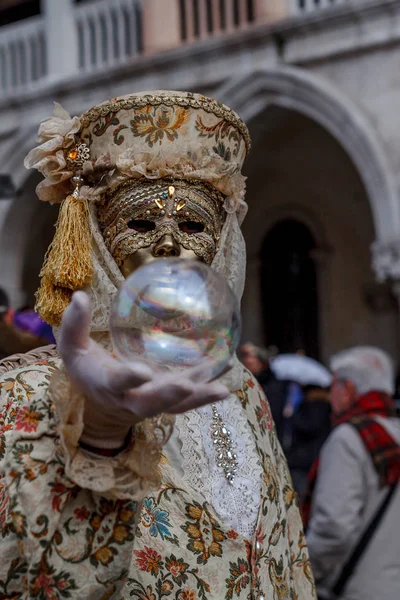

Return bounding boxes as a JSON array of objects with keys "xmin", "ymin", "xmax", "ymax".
[
  {"xmin": 26, "ymin": 90, "xmax": 250, "ymax": 210},
  {"xmin": 25, "ymin": 91, "xmax": 251, "ymax": 328}
]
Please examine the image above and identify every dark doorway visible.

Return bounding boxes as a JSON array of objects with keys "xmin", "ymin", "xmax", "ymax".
[{"xmin": 261, "ymin": 219, "xmax": 319, "ymax": 358}]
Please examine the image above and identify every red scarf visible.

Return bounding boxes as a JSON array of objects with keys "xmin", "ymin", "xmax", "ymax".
[{"xmin": 302, "ymin": 391, "xmax": 400, "ymax": 528}]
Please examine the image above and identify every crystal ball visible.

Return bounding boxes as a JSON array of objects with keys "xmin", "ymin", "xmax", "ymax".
[{"xmin": 110, "ymin": 258, "xmax": 241, "ymax": 381}]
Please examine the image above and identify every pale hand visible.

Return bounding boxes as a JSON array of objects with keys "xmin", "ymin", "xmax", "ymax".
[{"xmin": 58, "ymin": 291, "xmax": 230, "ymax": 449}]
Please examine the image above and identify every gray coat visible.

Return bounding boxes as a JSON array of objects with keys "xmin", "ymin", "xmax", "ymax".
[{"xmin": 307, "ymin": 416, "xmax": 400, "ymax": 600}]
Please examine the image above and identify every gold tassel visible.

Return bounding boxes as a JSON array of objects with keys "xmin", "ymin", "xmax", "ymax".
[
  {"xmin": 35, "ymin": 144, "xmax": 93, "ymax": 326},
  {"xmin": 43, "ymin": 193, "xmax": 93, "ymax": 289},
  {"xmin": 35, "ymin": 276, "xmax": 73, "ymax": 327},
  {"xmin": 35, "ymin": 187, "xmax": 93, "ymax": 326}
]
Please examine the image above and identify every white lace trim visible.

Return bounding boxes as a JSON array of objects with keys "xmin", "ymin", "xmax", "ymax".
[{"xmin": 176, "ymin": 393, "xmax": 263, "ymax": 539}]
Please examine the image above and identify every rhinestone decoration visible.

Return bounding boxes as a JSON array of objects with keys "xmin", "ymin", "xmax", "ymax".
[
  {"xmin": 67, "ymin": 143, "xmax": 90, "ymax": 169},
  {"xmin": 211, "ymin": 404, "xmax": 238, "ymax": 484}
]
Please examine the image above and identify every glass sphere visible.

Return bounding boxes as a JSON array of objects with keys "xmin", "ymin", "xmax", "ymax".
[{"xmin": 110, "ymin": 258, "xmax": 241, "ymax": 381}]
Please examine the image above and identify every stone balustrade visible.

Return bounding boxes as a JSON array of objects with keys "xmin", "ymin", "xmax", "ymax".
[
  {"xmin": 178, "ymin": 0, "xmax": 255, "ymax": 41},
  {"xmin": 0, "ymin": 15, "xmax": 46, "ymax": 95},
  {"xmin": 0, "ymin": 0, "xmax": 371, "ymax": 99},
  {"xmin": 289, "ymin": 0, "xmax": 349, "ymax": 14},
  {"xmin": 75, "ymin": 0, "xmax": 143, "ymax": 72}
]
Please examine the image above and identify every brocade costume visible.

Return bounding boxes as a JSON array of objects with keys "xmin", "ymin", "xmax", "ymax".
[{"xmin": 0, "ymin": 92, "xmax": 316, "ymax": 600}]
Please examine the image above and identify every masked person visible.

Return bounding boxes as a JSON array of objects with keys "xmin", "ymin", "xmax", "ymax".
[{"xmin": 0, "ymin": 93, "xmax": 315, "ymax": 599}]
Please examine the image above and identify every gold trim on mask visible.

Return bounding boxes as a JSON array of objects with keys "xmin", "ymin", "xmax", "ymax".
[{"xmin": 97, "ymin": 178, "xmax": 226, "ymax": 266}]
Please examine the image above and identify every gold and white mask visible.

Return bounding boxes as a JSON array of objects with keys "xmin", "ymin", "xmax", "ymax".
[{"xmin": 98, "ymin": 178, "xmax": 226, "ymax": 271}]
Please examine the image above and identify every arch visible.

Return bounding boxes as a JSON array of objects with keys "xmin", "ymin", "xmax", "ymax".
[
  {"xmin": 249, "ymin": 202, "xmax": 330, "ymax": 257},
  {"xmin": 0, "ymin": 123, "xmax": 39, "ymax": 191},
  {"xmin": 257, "ymin": 205, "xmax": 334, "ymax": 362},
  {"xmin": 216, "ymin": 67, "xmax": 399, "ymax": 244}
]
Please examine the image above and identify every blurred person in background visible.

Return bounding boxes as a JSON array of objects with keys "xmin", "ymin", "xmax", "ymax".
[
  {"xmin": 305, "ymin": 346, "xmax": 400, "ymax": 600},
  {"xmin": 268, "ymin": 353, "xmax": 333, "ymax": 461},
  {"xmin": 287, "ymin": 383, "xmax": 331, "ymax": 502},
  {"xmin": 0, "ymin": 290, "xmax": 53, "ymax": 358},
  {"xmin": 13, "ymin": 305, "xmax": 55, "ymax": 345},
  {"xmin": 240, "ymin": 342, "xmax": 289, "ymax": 444},
  {"xmin": 281, "ymin": 380, "xmax": 303, "ymax": 453},
  {"xmin": 0, "ymin": 287, "xmax": 12, "ymax": 323}
]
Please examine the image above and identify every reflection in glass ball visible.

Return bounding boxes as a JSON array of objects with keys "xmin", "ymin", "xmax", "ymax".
[{"xmin": 110, "ymin": 258, "xmax": 241, "ymax": 382}]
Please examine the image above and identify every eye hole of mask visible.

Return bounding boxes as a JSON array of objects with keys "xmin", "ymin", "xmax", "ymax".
[
  {"xmin": 178, "ymin": 221, "xmax": 205, "ymax": 234},
  {"xmin": 128, "ymin": 219, "xmax": 156, "ymax": 233}
]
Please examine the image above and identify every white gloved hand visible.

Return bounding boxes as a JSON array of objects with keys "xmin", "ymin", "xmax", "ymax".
[{"xmin": 59, "ymin": 291, "xmax": 230, "ymax": 450}]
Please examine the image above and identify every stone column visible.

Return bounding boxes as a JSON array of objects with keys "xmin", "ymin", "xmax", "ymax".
[
  {"xmin": 142, "ymin": 0, "xmax": 181, "ymax": 55},
  {"xmin": 371, "ymin": 239, "xmax": 400, "ymax": 360},
  {"xmin": 41, "ymin": 0, "xmax": 79, "ymax": 81},
  {"xmin": 254, "ymin": 0, "xmax": 290, "ymax": 24},
  {"xmin": 310, "ymin": 246, "xmax": 333, "ymax": 364},
  {"xmin": 364, "ymin": 282, "xmax": 399, "ymax": 359},
  {"xmin": 372, "ymin": 239, "xmax": 400, "ymax": 285}
]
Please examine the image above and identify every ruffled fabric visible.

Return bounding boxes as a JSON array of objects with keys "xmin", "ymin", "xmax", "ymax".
[
  {"xmin": 48, "ymin": 365, "xmax": 174, "ymax": 501},
  {"xmin": 24, "ymin": 103, "xmax": 81, "ymax": 203},
  {"xmin": 81, "ymin": 147, "xmax": 246, "ymax": 205},
  {"xmin": 117, "ymin": 146, "xmax": 245, "ymax": 199}
]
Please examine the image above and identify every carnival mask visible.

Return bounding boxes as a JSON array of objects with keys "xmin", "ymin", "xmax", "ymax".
[{"xmin": 98, "ymin": 179, "xmax": 225, "ymax": 276}]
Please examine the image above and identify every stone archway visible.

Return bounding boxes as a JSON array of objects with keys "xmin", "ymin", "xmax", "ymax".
[
  {"xmin": 230, "ymin": 99, "xmax": 399, "ymax": 362},
  {"xmin": 216, "ymin": 66, "xmax": 399, "ymax": 245}
]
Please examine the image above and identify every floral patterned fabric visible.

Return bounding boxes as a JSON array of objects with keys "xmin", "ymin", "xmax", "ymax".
[
  {"xmin": 24, "ymin": 92, "xmax": 249, "ymax": 211},
  {"xmin": 0, "ymin": 357, "xmax": 315, "ymax": 600}
]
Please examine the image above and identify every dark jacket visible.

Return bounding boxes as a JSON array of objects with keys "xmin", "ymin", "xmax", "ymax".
[
  {"xmin": 288, "ymin": 398, "xmax": 331, "ymax": 473},
  {"xmin": 257, "ymin": 367, "xmax": 289, "ymax": 445}
]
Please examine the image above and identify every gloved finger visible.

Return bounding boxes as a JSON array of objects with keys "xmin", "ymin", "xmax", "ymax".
[
  {"xmin": 170, "ymin": 382, "xmax": 230, "ymax": 414},
  {"xmin": 185, "ymin": 358, "xmax": 234, "ymax": 384},
  {"xmin": 125, "ymin": 377, "xmax": 195, "ymax": 418},
  {"xmin": 59, "ymin": 291, "xmax": 91, "ymax": 357},
  {"xmin": 108, "ymin": 361, "xmax": 153, "ymax": 393}
]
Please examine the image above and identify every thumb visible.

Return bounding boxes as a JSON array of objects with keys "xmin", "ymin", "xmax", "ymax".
[{"xmin": 59, "ymin": 291, "xmax": 91, "ymax": 357}]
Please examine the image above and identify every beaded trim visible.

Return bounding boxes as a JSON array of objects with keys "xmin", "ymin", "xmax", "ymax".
[{"xmin": 79, "ymin": 92, "xmax": 251, "ymax": 153}]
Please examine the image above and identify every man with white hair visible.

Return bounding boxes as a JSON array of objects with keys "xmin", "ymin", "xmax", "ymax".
[{"xmin": 305, "ymin": 346, "xmax": 400, "ymax": 600}]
